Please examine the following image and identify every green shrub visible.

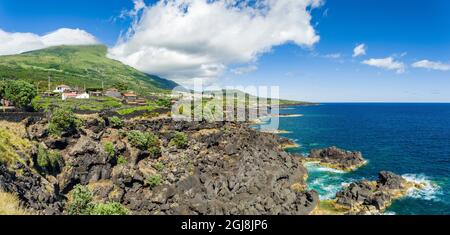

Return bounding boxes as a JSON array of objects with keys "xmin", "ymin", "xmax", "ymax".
[
  {"xmin": 153, "ymin": 162, "xmax": 165, "ymax": 172},
  {"xmin": 146, "ymin": 174, "xmax": 162, "ymax": 189},
  {"xmin": 156, "ymin": 98, "xmax": 171, "ymax": 108},
  {"xmin": 127, "ymin": 130, "xmax": 149, "ymax": 149},
  {"xmin": 0, "ymin": 80, "xmax": 6, "ymax": 99},
  {"xmin": 91, "ymin": 202, "xmax": 129, "ymax": 215},
  {"xmin": 169, "ymin": 132, "xmax": 188, "ymax": 149},
  {"xmin": 3, "ymin": 80, "xmax": 37, "ymax": 108},
  {"xmin": 67, "ymin": 185, "xmax": 129, "ymax": 215},
  {"xmin": 104, "ymin": 142, "xmax": 115, "ymax": 158},
  {"xmin": 48, "ymin": 108, "xmax": 81, "ymax": 136},
  {"xmin": 117, "ymin": 155, "xmax": 127, "ymax": 165},
  {"xmin": 127, "ymin": 131, "xmax": 161, "ymax": 156},
  {"xmin": 67, "ymin": 185, "xmax": 94, "ymax": 215},
  {"xmin": 146, "ymin": 132, "xmax": 161, "ymax": 156},
  {"xmin": 36, "ymin": 145, "xmax": 62, "ymax": 173},
  {"xmin": 109, "ymin": 116, "xmax": 123, "ymax": 128}
]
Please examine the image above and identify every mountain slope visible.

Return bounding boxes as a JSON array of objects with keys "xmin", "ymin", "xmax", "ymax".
[{"xmin": 0, "ymin": 45, "xmax": 179, "ymax": 94}]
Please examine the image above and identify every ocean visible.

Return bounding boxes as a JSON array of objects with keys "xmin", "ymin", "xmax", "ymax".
[{"xmin": 256, "ymin": 103, "xmax": 450, "ymax": 215}]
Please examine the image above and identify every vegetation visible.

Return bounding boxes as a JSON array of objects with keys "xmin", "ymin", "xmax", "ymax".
[
  {"xmin": 0, "ymin": 80, "xmax": 6, "ymax": 98},
  {"xmin": 0, "ymin": 127, "xmax": 31, "ymax": 167},
  {"xmin": 146, "ymin": 174, "xmax": 163, "ymax": 189},
  {"xmin": 127, "ymin": 131, "xmax": 149, "ymax": 150},
  {"xmin": 113, "ymin": 81, "xmax": 128, "ymax": 92},
  {"xmin": 2, "ymin": 80, "xmax": 37, "ymax": 108},
  {"xmin": 36, "ymin": 145, "xmax": 62, "ymax": 174},
  {"xmin": 153, "ymin": 162, "xmax": 165, "ymax": 172},
  {"xmin": 109, "ymin": 116, "xmax": 123, "ymax": 128},
  {"xmin": 91, "ymin": 202, "xmax": 129, "ymax": 215},
  {"xmin": 169, "ymin": 132, "xmax": 188, "ymax": 149},
  {"xmin": 116, "ymin": 103, "xmax": 156, "ymax": 116},
  {"xmin": 0, "ymin": 191, "xmax": 31, "ymax": 215},
  {"xmin": 103, "ymin": 142, "xmax": 115, "ymax": 158},
  {"xmin": 117, "ymin": 155, "xmax": 127, "ymax": 165},
  {"xmin": 48, "ymin": 108, "xmax": 82, "ymax": 136},
  {"xmin": 32, "ymin": 96, "xmax": 122, "ymax": 112},
  {"xmin": 156, "ymin": 98, "xmax": 172, "ymax": 108},
  {"xmin": 67, "ymin": 184, "xmax": 128, "ymax": 215},
  {"xmin": 67, "ymin": 185, "xmax": 95, "ymax": 215},
  {"xmin": 127, "ymin": 131, "xmax": 161, "ymax": 156},
  {"xmin": 0, "ymin": 45, "xmax": 178, "ymax": 95}
]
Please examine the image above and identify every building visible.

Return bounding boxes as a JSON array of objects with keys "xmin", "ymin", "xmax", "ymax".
[
  {"xmin": 122, "ymin": 92, "xmax": 137, "ymax": 101},
  {"xmin": 89, "ymin": 91, "xmax": 103, "ymax": 97},
  {"xmin": 62, "ymin": 92, "xmax": 90, "ymax": 101},
  {"xmin": 53, "ymin": 85, "xmax": 71, "ymax": 93},
  {"xmin": 122, "ymin": 92, "xmax": 147, "ymax": 105},
  {"xmin": 104, "ymin": 88, "xmax": 122, "ymax": 99}
]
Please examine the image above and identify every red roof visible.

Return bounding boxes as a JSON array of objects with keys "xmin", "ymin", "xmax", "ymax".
[
  {"xmin": 63, "ymin": 92, "xmax": 77, "ymax": 97},
  {"xmin": 122, "ymin": 93, "xmax": 137, "ymax": 97}
]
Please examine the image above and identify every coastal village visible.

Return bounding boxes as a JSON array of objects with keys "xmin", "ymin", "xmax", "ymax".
[{"xmin": 0, "ymin": 78, "xmax": 181, "ymax": 116}]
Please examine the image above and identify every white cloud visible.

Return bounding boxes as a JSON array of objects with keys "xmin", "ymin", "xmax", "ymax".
[
  {"xmin": 412, "ymin": 60, "xmax": 450, "ymax": 71},
  {"xmin": 324, "ymin": 53, "xmax": 341, "ymax": 59},
  {"xmin": 0, "ymin": 28, "xmax": 98, "ymax": 56},
  {"xmin": 353, "ymin": 43, "xmax": 366, "ymax": 57},
  {"xmin": 362, "ymin": 57, "xmax": 405, "ymax": 73},
  {"xmin": 230, "ymin": 65, "xmax": 258, "ymax": 75},
  {"xmin": 108, "ymin": 0, "xmax": 322, "ymax": 85}
]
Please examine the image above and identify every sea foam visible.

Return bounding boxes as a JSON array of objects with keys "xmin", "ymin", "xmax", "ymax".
[
  {"xmin": 304, "ymin": 162, "xmax": 346, "ymax": 174},
  {"xmin": 402, "ymin": 174, "xmax": 441, "ymax": 201}
]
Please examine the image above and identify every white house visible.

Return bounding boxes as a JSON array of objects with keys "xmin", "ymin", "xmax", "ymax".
[
  {"xmin": 62, "ymin": 92, "xmax": 90, "ymax": 101},
  {"xmin": 53, "ymin": 85, "xmax": 71, "ymax": 93}
]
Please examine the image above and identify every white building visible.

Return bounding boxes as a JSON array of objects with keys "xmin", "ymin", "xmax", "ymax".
[
  {"xmin": 62, "ymin": 92, "xmax": 90, "ymax": 101},
  {"xmin": 53, "ymin": 85, "xmax": 71, "ymax": 93}
]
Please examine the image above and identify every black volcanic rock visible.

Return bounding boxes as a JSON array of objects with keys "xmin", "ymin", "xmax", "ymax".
[
  {"xmin": 333, "ymin": 171, "xmax": 421, "ymax": 214},
  {"xmin": 307, "ymin": 146, "xmax": 366, "ymax": 171},
  {"xmin": 2, "ymin": 117, "xmax": 318, "ymax": 215}
]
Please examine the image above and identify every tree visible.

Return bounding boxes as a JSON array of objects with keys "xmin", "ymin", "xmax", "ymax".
[
  {"xmin": 4, "ymin": 80, "xmax": 37, "ymax": 108},
  {"xmin": 0, "ymin": 80, "xmax": 6, "ymax": 99},
  {"xmin": 48, "ymin": 108, "xmax": 82, "ymax": 136},
  {"xmin": 113, "ymin": 81, "xmax": 128, "ymax": 92}
]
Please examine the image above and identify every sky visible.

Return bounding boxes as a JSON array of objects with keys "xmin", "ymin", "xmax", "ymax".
[{"xmin": 0, "ymin": 0, "xmax": 449, "ymax": 102}]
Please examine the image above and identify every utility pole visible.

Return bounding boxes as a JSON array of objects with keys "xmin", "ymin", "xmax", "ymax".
[{"xmin": 48, "ymin": 75, "xmax": 51, "ymax": 92}]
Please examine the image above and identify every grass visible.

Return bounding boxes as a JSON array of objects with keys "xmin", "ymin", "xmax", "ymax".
[
  {"xmin": 33, "ymin": 96, "xmax": 123, "ymax": 112},
  {"xmin": 33, "ymin": 95, "xmax": 162, "ymax": 116},
  {"xmin": 116, "ymin": 103, "xmax": 157, "ymax": 115},
  {"xmin": 0, "ymin": 126, "xmax": 31, "ymax": 167},
  {"xmin": 0, "ymin": 191, "xmax": 31, "ymax": 215}
]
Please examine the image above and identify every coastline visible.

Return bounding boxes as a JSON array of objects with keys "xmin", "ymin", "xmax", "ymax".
[{"xmin": 249, "ymin": 104, "xmax": 439, "ymax": 215}]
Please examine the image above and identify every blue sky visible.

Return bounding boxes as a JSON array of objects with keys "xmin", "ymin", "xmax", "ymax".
[{"xmin": 0, "ymin": 0, "xmax": 449, "ymax": 102}]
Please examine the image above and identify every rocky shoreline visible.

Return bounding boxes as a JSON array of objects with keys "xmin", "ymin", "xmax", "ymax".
[
  {"xmin": 313, "ymin": 171, "xmax": 426, "ymax": 215},
  {"xmin": 0, "ymin": 111, "xmax": 429, "ymax": 215},
  {"xmin": 0, "ymin": 115, "xmax": 319, "ymax": 215},
  {"xmin": 302, "ymin": 147, "xmax": 367, "ymax": 172}
]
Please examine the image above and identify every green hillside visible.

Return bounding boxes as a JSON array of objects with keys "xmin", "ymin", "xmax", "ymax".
[{"xmin": 0, "ymin": 45, "xmax": 179, "ymax": 94}]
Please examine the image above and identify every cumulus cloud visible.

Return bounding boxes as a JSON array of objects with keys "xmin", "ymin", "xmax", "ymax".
[
  {"xmin": 362, "ymin": 57, "xmax": 405, "ymax": 73},
  {"xmin": 324, "ymin": 53, "xmax": 341, "ymax": 59},
  {"xmin": 412, "ymin": 60, "xmax": 450, "ymax": 71},
  {"xmin": 353, "ymin": 43, "xmax": 366, "ymax": 57},
  {"xmin": 230, "ymin": 65, "xmax": 258, "ymax": 75},
  {"xmin": 108, "ymin": 0, "xmax": 323, "ymax": 85},
  {"xmin": 0, "ymin": 28, "xmax": 98, "ymax": 56}
]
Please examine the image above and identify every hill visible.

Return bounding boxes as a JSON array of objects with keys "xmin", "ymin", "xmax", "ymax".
[
  {"xmin": 203, "ymin": 89, "xmax": 316, "ymax": 106},
  {"xmin": 0, "ymin": 45, "xmax": 179, "ymax": 94}
]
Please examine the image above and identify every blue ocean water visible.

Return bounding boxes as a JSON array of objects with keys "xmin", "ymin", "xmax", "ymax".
[{"xmin": 259, "ymin": 103, "xmax": 450, "ymax": 215}]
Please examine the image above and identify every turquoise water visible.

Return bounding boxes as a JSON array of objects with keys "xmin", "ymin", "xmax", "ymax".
[{"xmin": 258, "ymin": 103, "xmax": 450, "ymax": 215}]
